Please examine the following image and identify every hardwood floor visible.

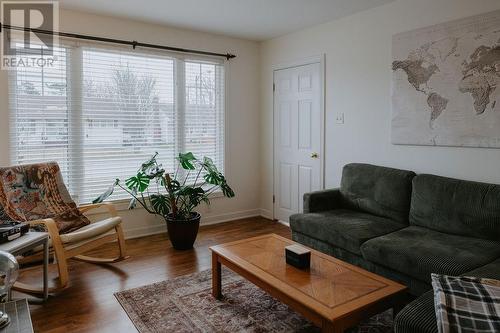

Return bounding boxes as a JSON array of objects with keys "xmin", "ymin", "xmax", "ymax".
[{"xmin": 15, "ymin": 217, "xmax": 290, "ymax": 333}]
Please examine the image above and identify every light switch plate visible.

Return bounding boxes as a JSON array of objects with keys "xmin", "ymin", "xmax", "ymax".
[{"xmin": 335, "ymin": 112, "xmax": 345, "ymax": 124}]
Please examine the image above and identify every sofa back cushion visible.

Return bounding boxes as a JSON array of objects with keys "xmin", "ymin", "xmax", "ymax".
[
  {"xmin": 340, "ymin": 163, "xmax": 416, "ymax": 224},
  {"xmin": 410, "ymin": 174, "xmax": 500, "ymax": 240}
]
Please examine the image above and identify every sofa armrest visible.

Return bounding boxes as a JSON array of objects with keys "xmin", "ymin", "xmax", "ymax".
[{"xmin": 303, "ymin": 188, "xmax": 343, "ymax": 213}]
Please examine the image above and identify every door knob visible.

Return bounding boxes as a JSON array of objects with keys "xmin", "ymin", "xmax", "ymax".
[{"xmin": 311, "ymin": 152, "xmax": 319, "ymax": 158}]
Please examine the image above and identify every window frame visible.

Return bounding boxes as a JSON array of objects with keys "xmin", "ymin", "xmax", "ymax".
[{"xmin": 8, "ymin": 39, "xmax": 228, "ymax": 207}]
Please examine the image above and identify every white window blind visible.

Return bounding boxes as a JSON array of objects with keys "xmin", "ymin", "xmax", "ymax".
[
  {"xmin": 184, "ymin": 61, "xmax": 225, "ymax": 183},
  {"xmin": 9, "ymin": 40, "xmax": 226, "ymax": 204}
]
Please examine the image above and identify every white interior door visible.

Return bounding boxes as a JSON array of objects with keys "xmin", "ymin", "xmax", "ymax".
[{"xmin": 274, "ymin": 62, "xmax": 323, "ymax": 223}]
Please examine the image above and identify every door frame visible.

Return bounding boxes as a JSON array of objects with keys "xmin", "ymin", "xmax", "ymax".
[{"xmin": 272, "ymin": 54, "xmax": 326, "ymax": 223}]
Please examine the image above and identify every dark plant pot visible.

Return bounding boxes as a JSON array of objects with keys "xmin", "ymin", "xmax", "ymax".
[{"xmin": 165, "ymin": 212, "xmax": 201, "ymax": 250}]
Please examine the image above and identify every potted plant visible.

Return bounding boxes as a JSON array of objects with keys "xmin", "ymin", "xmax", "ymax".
[{"xmin": 94, "ymin": 152, "xmax": 234, "ymax": 250}]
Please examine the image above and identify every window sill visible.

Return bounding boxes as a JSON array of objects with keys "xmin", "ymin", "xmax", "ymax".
[{"xmin": 82, "ymin": 190, "xmax": 225, "ymax": 215}]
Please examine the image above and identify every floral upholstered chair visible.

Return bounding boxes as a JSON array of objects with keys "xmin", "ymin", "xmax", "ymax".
[{"xmin": 0, "ymin": 162, "xmax": 128, "ymax": 292}]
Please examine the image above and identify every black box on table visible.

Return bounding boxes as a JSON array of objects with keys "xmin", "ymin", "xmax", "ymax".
[{"xmin": 285, "ymin": 244, "xmax": 311, "ymax": 269}]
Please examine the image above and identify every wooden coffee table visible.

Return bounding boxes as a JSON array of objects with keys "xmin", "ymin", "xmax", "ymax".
[{"xmin": 210, "ymin": 234, "xmax": 407, "ymax": 333}]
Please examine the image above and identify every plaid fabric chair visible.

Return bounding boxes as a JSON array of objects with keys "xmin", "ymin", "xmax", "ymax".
[{"xmin": 0, "ymin": 162, "xmax": 128, "ymax": 292}]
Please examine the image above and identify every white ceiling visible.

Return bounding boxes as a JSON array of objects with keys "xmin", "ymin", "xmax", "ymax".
[{"xmin": 59, "ymin": 0, "xmax": 394, "ymax": 41}]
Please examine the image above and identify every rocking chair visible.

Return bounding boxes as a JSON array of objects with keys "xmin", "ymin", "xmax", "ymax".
[{"xmin": 0, "ymin": 162, "xmax": 128, "ymax": 293}]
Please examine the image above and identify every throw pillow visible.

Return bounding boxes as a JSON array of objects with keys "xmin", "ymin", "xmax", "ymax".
[{"xmin": 432, "ymin": 273, "xmax": 500, "ymax": 333}]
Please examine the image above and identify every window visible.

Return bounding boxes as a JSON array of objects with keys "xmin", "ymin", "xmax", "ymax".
[{"xmin": 9, "ymin": 40, "xmax": 225, "ymax": 204}]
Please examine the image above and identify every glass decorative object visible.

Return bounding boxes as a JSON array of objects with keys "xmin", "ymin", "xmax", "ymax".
[{"xmin": 0, "ymin": 251, "xmax": 19, "ymax": 328}]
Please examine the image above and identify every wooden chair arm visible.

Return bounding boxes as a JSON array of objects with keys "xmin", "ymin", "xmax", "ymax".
[
  {"xmin": 26, "ymin": 218, "xmax": 68, "ymax": 288},
  {"xmin": 78, "ymin": 202, "xmax": 119, "ymax": 218},
  {"xmin": 27, "ymin": 218, "xmax": 63, "ymax": 248}
]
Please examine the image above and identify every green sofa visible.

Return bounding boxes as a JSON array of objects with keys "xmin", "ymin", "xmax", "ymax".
[{"xmin": 289, "ymin": 163, "xmax": 500, "ymax": 333}]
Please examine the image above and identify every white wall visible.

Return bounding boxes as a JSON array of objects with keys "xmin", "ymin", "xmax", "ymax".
[
  {"xmin": 0, "ymin": 9, "xmax": 262, "ymax": 238},
  {"xmin": 260, "ymin": 0, "xmax": 500, "ymax": 217}
]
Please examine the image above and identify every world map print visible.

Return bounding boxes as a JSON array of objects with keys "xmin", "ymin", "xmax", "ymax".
[{"xmin": 391, "ymin": 10, "xmax": 500, "ymax": 148}]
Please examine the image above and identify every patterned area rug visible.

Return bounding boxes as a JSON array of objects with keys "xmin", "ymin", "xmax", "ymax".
[{"xmin": 115, "ymin": 269, "xmax": 393, "ymax": 333}]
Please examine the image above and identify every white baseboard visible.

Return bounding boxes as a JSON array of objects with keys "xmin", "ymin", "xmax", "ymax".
[
  {"xmin": 277, "ymin": 220, "xmax": 290, "ymax": 227},
  {"xmin": 200, "ymin": 208, "xmax": 262, "ymax": 225},
  {"xmin": 259, "ymin": 208, "xmax": 273, "ymax": 220},
  {"xmin": 123, "ymin": 224, "xmax": 167, "ymax": 239},
  {"xmin": 122, "ymin": 208, "xmax": 263, "ymax": 239}
]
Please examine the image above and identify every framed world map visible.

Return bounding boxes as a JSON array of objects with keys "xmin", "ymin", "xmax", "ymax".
[{"xmin": 391, "ymin": 10, "xmax": 500, "ymax": 148}]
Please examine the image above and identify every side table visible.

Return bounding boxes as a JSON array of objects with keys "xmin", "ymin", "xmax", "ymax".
[{"xmin": 0, "ymin": 232, "xmax": 49, "ymax": 302}]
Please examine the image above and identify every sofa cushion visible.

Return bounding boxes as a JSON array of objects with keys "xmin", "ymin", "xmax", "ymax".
[
  {"xmin": 360, "ymin": 226, "xmax": 500, "ymax": 284},
  {"xmin": 340, "ymin": 163, "xmax": 415, "ymax": 224},
  {"xmin": 289, "ymin": 209, "xmax": 406, "ymax": 255},
  {"xmin": 394, "ymin": 290, "xmax": 437, "ymax": 333},
  {"xmin": 410, "ymin": 174, "xmax": 500, "ymax": 241},
  {"xmin": 465, "ymin": 258, "xmax": 500, "ymax": 280}
]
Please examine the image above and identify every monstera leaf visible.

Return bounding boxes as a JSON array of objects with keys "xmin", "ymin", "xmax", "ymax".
[
  {"xmin": 125, "ymin": 172, "xmax": 150, "ymax": 193},
  {"xmin": 179, "ymin": 186, "xmax": 204, "ymax": 196},
  {"xmin": 169, "ymin": 179, "xmax": 181, "ymax": 191},
  {"xmin": 128, "ymin": 197, "xmax": 137, "ymax": 210},
  {"xmin": 150, "ymin": 194, "xmax": 170, "ymax": 216},
  {"xmin": 217, "ymin": 175, "xmax": 235, "ymax": 198},
  {"xmin": 221, "ymin": 182, "xmax": 235, "ymax": 198},
  {"xmin": 92, "ymin": 179, "xmax": 119, "ymax": 204},
  {"xmin": 200, "ymin": 157, "xmax": 234, "ymax": 197},
  {"xmin": 178, "ymin": 186, "xmax": 206, "ymax": 208},
  {"xmin": 177, "ymin": 152, "xmax": 197, "ymax": 170},
  {"xmin": 202, "ymin": 157, "xmax": 218, "ymax": 173},
  {"xmin": 202, "ymin": 157, "xmax": 224, "ymax": 185},
  {"xmin": 148, "ymin": 168, "xmax": 165, "ymax": 179},
  {"xmin": 140, "ymin": 152, "xmax": 158, "ymax": 172},
  {"xmin": 204, "ymin": 172, "xmax": 222, "ymax": 185}
]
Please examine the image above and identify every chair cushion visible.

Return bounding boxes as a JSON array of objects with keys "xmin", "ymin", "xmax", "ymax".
[
  {"xmin": 0, "ymin": 162, "xmax": 90, "ymax": 234},
  {"xmin": 410, "ymin": 174, "xmax": 500, "ymax": 241},
  {"xmin": 289, "ymin": 209, "xmax": 406, "ymax": 255},
  {"xmin": 59, "ymin": 217, "xmax": 121, "ymax": 244},
  {"xmin": 360, "ymin": 226, "xmax": 500, "ymax": 283},
  {"xmin": 340, "ymin": 163, "xmax": 415, "ymax": 224}
]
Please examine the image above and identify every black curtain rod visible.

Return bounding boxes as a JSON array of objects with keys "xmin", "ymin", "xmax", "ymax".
[{"xmin": 0, "ymin": 24, "xmax": 237, "ymax": 60}]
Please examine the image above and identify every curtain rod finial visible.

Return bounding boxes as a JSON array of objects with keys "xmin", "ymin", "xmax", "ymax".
[{"xmin": 226, "ymin": 53, "xmax": 236, "ymax": 60}]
